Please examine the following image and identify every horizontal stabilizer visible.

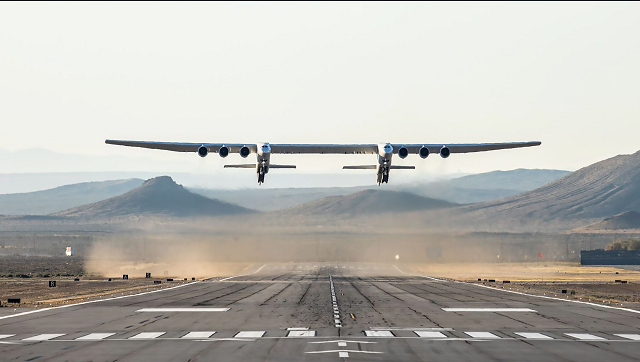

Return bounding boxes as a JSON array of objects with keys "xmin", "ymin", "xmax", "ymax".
[
  {"xmin": 224, "ymin": 164, "xmax": 255, "ymax": 168},
  {"xmin": 270, "ymin": 164, "xmax": 297, "ymax": 169},
  {"xmin": 343, "ymin": 165, "xmax": 376, "ymax": 170},
  {"xmin": 390, "ymin": 165, "xmax": 415, "ymax": 169}
]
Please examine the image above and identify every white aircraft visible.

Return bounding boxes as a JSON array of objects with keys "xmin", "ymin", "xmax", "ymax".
[{"xmin": 105, "ymin": 140, "xmax": 541, "ymax": 185}]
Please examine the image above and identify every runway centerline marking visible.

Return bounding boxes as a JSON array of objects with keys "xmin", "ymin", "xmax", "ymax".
[
  {"xmin": 135, "ymin": 308, "xmax": 229, "ymax": 312},
  {"xmin": 287, "ymin": 330, "xmax": 316, "ymax": 337},
  {"xmin": 415, "ymin": 331, "xmax": 447, "ymax": 338},
  {"xmin": 0, "ymin": 334, "xmax": 16, "ymax": 340},
  {"xmin": 365, "ymin": 331, "xmax": 394, "ymax": 337},
  {"xmin": 615, "ymin": 334, "xmax": 640, "ymax": 341},
  {"xmin": 443, "ymin": 308, "xmax": 537, "ymax": 313}
]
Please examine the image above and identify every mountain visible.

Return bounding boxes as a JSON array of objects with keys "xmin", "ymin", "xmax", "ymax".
[
  {"xmin": 192, "ymin": 169, "xmax": 569, "ymax": 210},
  {"xmin": 464, "ymin": 150, "xmax": 640, "ymax": 223},
  {"xmin": 54, "ymin": 176, "xmax": 254, "ymax": 218},
  {"xmin": 579, "ymin": 211, "xmax": 640, "ymax": 231},
  {"xmin": 279, "ymin": 189, "xmax": 456, "ymax": 217},
  {"xmin": 0, "ymin": 179, "xmax": 144, "ymax": 215}
]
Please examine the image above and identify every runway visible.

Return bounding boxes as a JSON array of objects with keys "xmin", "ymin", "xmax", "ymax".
[{"xmin": 1, "ymin": 263, "xmax": 640, "ymax": 361}]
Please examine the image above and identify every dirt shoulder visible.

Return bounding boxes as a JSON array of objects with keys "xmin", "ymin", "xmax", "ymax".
[{"xmin": 409, "ymin": 262, "xmax": 640, "ymax": 311}]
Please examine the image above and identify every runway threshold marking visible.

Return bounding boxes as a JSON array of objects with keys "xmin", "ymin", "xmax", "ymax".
[
  {"xmin": 514, "ymin": 332, "xmax": 553, "ymax": 340},
  {"xmin": 615, "ymin": 334, "xmax": 640, "ymax": 341},
  {"xmin": 234, "ymin": 331, "xmax": 265, "ymax": 338},
  {"xmin": 364, "ymin": 331, "xmax": 394, "ymax": 337},
  {"xmin": 465, "ymin": 332, "xmax": 501, "ymax": 339},
  {"xmin": 135, "ymin": 308, "xmax": 229, "ymax": 312},
  {"xmin": 22, "ymin": 334, "xmax": 65, "ymax": 341},
  {"xmin": 75, "ymin": 333, "xmax": 116, "ymax": 340},
  {"xmin": 129, "ymin": 332, "xmax": 165, "ymax": 339},
  {"xmin": 182, "ymin": 332, "xmax": 216, "ymax": 339},
  {"xmin": 0, "ymin": 334, "xmax": 15, "ymax": 339},
  {"xmin": 287, "ymin": 330, "xmax": 316, "ymax": 337},
  {"xmin": 442, "ymin": 308, "xmax": 537, "ymax": 313},
  {"xmin": 565, "ymin": 333, "xmax": 607, "ymax": 341},
  {"xmin": 415, "ymin": 331, "xmax": 447, "ymax": 338}
]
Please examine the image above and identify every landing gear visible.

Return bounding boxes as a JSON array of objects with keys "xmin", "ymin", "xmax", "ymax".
[
  {"xmin": 377, "ymin": 166, "xmax": 390, "ymax": 185},
  {"xmin": 257, "ymin": 164, "xmax": 265, "ymax": 185}
]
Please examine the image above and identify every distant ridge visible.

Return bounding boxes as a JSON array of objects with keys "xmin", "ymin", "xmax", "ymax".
[
  {"xmin": 0, "ymin": 179, "xmax": 143, "ymax": 215},
  {"xmin": 54, "ymin": 176, "xmax": 254, "ymax": 218},
  {"xmin": 579, "ymin": 211, "xmax": 640, "ymax": 231},
  {"xmin": 464, "ymin": 150, "xmax": 640, "ymax": 221},
  {"xmin": 279, "ymin": 189, "xmax": 456, "ymax": 217}
]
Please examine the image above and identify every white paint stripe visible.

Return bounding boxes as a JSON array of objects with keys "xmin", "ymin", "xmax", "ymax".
[
  {"xmin": 0, "ymin": 281, "xmax": 198, "ymax": 321},
  {"xmin": 219, "ymin": 264, "xmax": 267, "ymax": 282},
  {"xmin": 22, "ymin": 334, "xmax": 65, "ymax": 341},
  {"xmin": 306, "ymin": 350, "xmax": 383, "ymax": 355},
  {"xmin": 182, "ymin": 332, "xmax": 216, "ymax": 339},
  {"xmin": 415, "ymin": 331, "xmax": 447, "ymax": 338},
  {"xmin": 129, "ymin": 332, "xmax": 165, "ymax": 339},
  {"xmin": 339, "ymin": 351, "xmax": 349, "ymax": 358},
  {"xmin": 364, "ymin": 330, "xmax": 394, "ymax": 337},
  {"xmin": 465, "ymin": 332, "xmax": 500, "ymax": 339},
  {"xmin": 514, "ymin": 332, "xmax": 553, "ymax": 340},
  {"xmin": 136, "ymin": 308, "xmax": 229, "ymax": 312},
  {"xmin": 287, "ymin": 327, "xmax": 309, "ymax": 331},
  {"xmin": 287, "ymin": 330, "xmax": 316, "ymax": 337},
  {"xmin": 565, "ymin": 333, "xmax": 606, "ymax": 341},
  {"xmin": 0, "ymin": 334, "xmax": 15, "ymax": 340},
  {"xmin": 615, "ymin": 334, "xmax": 640, "ymax": 341},
  {"xmin": 338, "ymin": 341, "xmax": 347, "ymax": 346},
  {"xmin": 335, "ymin": 319, "xmax": 341, "ymax": 324},
  {"xmin": 75, "ymin": 333, "xmax": 116, "ymax": 340},
  {"xmin": 443, "ymin": 308, "xmax": 537, "ymax": 313},
  {"xmin": 235, "ymin": 331, "xmax": 265, "ymax": 338}
]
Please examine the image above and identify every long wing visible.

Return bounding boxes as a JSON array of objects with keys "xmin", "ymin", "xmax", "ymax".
[
  {"xmin": 105, "ymin": 140, "xmax": 255, "ymax": 154},
  {"xmin": 391, "ymin": 141, "xmax": 541, "ymax": 154},
  {"xmin": 270, "ymin": 144, "xmax": 378, "ymax": 154}
]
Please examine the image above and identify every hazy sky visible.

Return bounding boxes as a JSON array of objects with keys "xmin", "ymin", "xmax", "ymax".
[{"xmin": 1, "ymin": 2, "xmax": 639, "ymax": 180}]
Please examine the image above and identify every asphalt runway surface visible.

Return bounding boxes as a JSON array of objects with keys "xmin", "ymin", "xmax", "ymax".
[{"xmin": 1, "ymin": 263, "xmax": 640, "ymax": 361}]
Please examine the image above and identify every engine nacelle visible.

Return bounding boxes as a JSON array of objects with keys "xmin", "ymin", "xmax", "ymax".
[
  {"xmin": 197, "ymin": 145, "xmax": 209, "ymax": 158},
  {"xmin": 239, "ymin": 146, "xmax": 251, "ymax": 158},
  {"xmin": 419, "ymin": 146, "xmax": 430, "ymax": 159},
  {"xmin": 398, "ymin": 146, "xmax": 409, "ymax": 159},
  {"xmin": 218, "ymin": 146, "xmax": 229, "ymax": 158},
  {"xmin": 439, "ymin": 146, "xmax": 450, "ymax": 159}
]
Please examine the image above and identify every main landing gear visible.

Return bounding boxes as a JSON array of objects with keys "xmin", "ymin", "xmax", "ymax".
[{"xmin": 257, "ymin": 165, "xmax": 265, "ymax": 185}]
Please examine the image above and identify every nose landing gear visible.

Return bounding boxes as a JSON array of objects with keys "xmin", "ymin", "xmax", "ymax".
[{"xmin": 257, "ymin": 164, "xmax": 266, "ymax": 185}]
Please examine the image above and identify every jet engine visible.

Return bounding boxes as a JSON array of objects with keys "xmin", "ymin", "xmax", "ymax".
[
  {"xmin": 419, "ymin": 146, "xmax": 430, "ymax": 159},
  {"xmin": 439, "ymin": 146, "xmax": 450, "ymax": 159},
  {"xmin": 398, "ymin": 146, "xmax": 409, "ymax": 159},
  {"xmin": 218, "ymin": 146, "xmax": 229, "ymax": 158},
  {"xmin": 197, "ymin": 146, "xmax": 209, "ymax": 158},
  {"xmin": 239, "ymin": 146, "xmax": 251, "ymax": 158}
]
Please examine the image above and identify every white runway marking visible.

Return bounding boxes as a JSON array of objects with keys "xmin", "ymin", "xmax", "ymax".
[
  {"xmin": 565, "ymin": 333, "xmax": 606, "ymax": 341},
  {"xmin": 339, "ymin": 351, "xmax": 349, "ymax": 357},
  {"xmin": 0, "ymin": 282, "xmax": 198, "ymax": 321},
  {"xmin": 182, "ymin": 332, "xmax": 216, "ymax": 339},
  {"xmin": 75, "ymin": 333, "xmax": 116, "ymax": 340},
  {"xmin": 415, "ymin": 331, "xmax": 447, "ymax": 338},
  {"xmin": 615, "ymin": 334, "xmax": 640, "ymax": 341},
  {"xmin": 136, "ymin": 308, "xmax": 229, "ymax": 312},
  {"xmin": 129, "ymin": 332, "xmax": 165, "ymax": 339},
  {"xmin": 22, "ymin": 334, "xmax": 65, "ymax": 341},
  {"xmin": 235, "ymin": 331, "xmax": 265, "ymax": 338},
  {"xmin": 0, "ymin": 334, "xmax": 15, "ymax": 340},
  {"xmin": 365, "ymin": 331, "xmax": 394, "ymax": 337},
  {"xmin": 219, "ymin": 264, "xmax": 267, "ymax": 281},
  {"xmin": 465, "ymin": 332, "xmax": 500, "ymax": 339},
  {"xmin": 443, "ymin": 308, "xmax": 537, "ymax": 313},
  {"xmin": 287, "ymin": 327, "xmax": 309, "ymax": 331},
  {"xmin": 514, "ymin": 332, "xmax": 553, "ymax": 340},
  {"xmin": 338, "ymin": 341, "xmax": 347, "ymax": 346},
  {"xmin": 287, "ymin": 330, "xmax": 316, "ymax": 337}
]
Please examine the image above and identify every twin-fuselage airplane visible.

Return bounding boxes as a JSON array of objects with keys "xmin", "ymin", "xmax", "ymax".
[{"xmin": 105, "ymin": 140, "xmax": 541, "ymax": 185}]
